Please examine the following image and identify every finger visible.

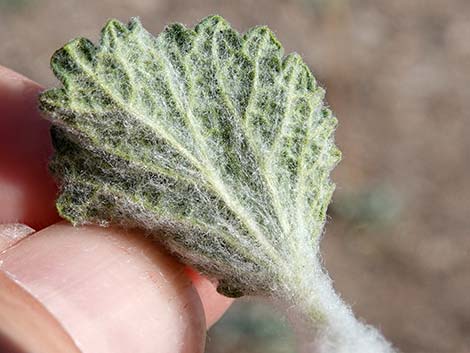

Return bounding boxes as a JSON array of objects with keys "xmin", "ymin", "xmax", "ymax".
[
  {"xmin": 0, "ymin": 224, "xmax": 233, "ymax": 330},
  {"xmin": 185, "ymin": 268, "xmax": 234, "ymax": 327},
  {"xmin": 0, "ymin": 270, "xmax": 81, "ymax": 353},
  {"xmin": 0, "ymin": 66, "xmax": 60, "ymax": 229},
  {"xmin": 0, "ymin": 223, "xmax": 206, "ymax": 353}
]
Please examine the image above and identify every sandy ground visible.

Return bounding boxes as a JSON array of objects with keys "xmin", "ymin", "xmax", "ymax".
[{"xmin": 1, "ymin": 0, "xmax": 469, "ymax": 352}]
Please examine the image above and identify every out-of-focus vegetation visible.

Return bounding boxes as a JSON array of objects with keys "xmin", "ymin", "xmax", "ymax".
[
  {"xmin": 207, "ymin": 301, "xmax": 296, "ymax": 353},
  {"xmin": 0, "ymin": 0, "xmax": 34, "ymax": 11},
  {"xmin": 332, "ymin": 184, "xmax": 402, "ymax": 228}
]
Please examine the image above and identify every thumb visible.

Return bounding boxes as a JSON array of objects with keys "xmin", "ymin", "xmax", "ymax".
[{"xmin": 0, "ymin": 222, "xmax": 206, "ymax": 353}]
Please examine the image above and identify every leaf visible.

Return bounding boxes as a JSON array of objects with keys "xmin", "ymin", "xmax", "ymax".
[{"xmin": 39, "ymin": 16, "xmax": 341, "ymax": 298}]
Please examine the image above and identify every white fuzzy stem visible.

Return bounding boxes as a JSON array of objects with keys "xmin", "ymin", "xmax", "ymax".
[{"xmin": 280, "ymin": 266, "xmax": 397, "ymax": 353}]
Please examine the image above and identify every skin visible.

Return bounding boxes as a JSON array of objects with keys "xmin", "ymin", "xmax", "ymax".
[{"xmin": 0, "ymin": 66, "xmax": 233, "ymax": 353}]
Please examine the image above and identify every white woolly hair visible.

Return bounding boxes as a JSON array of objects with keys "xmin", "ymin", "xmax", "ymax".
[{"xmin": 39, "ymin": 15, "xmax": 397, "ymax": 352}]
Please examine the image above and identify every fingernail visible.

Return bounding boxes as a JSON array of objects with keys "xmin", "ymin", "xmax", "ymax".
[{"xmin": 0, "ymin": 223, "xmax": 34, "ymax": 252}]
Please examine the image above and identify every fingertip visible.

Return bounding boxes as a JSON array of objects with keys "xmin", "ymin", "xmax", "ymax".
[
  {"xmin": 185, "ymin": 268, "xmax": 234, "ymax": 327},
  {"xmin": 0, "ymin": 223, "xmax": 206, "ymax": 353},
  {"xmin": 0, "ymin": 66, "xmax": 38, "ymax": 86},
  {"xmin": 0, "ymin": 66, "xmax": 59, "ymax": 230}
]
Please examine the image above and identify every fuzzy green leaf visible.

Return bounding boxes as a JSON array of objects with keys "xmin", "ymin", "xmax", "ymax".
[{"xmin": 39, "ymin": 16, "xmax": 341, "ymax": 298}]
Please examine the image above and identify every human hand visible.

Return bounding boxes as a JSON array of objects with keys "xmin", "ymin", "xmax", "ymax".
[{"xmin": 0, "ymin": 66, "xmax": 233, "ymax": 353}]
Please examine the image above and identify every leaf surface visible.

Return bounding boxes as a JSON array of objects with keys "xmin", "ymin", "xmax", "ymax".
[{"xmin": 39, "ymin": 16, "xmax": 341, "ymax": 297}]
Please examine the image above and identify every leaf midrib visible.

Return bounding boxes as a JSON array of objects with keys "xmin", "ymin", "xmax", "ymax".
[{"xmin": 65, "ymin": 37, "xmax": 283, "ymax": 267}]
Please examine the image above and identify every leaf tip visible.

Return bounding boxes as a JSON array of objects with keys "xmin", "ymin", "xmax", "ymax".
[
  {"xmin": 195, "ymin": 14, "xmax": 232, "ymax": 33},
  {"xmin": 100, "ymin": 18, "xmax": 132, "ymax": 47}
]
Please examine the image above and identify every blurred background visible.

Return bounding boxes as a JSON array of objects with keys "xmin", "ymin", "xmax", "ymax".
[{"xmin": 1, "ymin": 0, "xmax": 468, "ymax": 352}]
